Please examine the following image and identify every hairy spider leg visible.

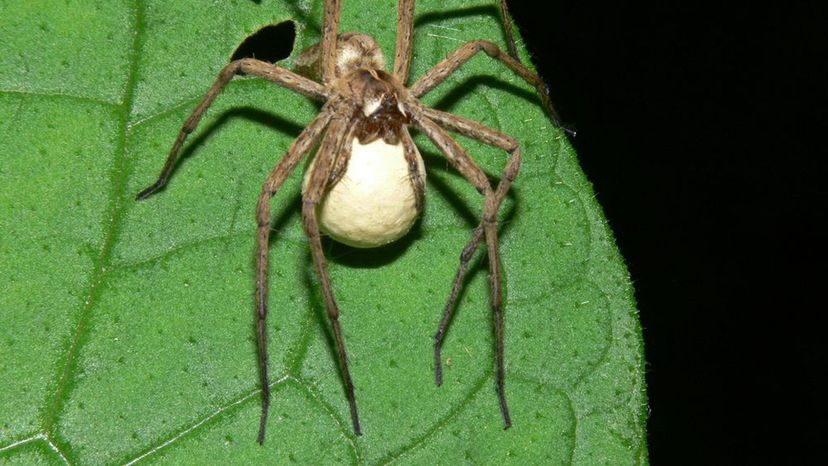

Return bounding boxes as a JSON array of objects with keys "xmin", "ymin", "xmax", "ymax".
[
  {"xmin": 418, "ymin": 107, "xmax": 520, "ymax": 387},
  {"xmin": 254, "ymin": 101, "xmax": 341, "ymax": 444},
  {"xmin": 410, "ymin": 39, "xmax": 563, "ymax": 128},
  {"xmin": 394, "ymin": 0, "xmax": 416, "ymax": 82},
  {"xmin": 136, "ymin": 59, "xmax": 327, "ymax": 201},
  {"xmin": 406, "ymin": 104, "xmax": 520, "ymax": 428}
]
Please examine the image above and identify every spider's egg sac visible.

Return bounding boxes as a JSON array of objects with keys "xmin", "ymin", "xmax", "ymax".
[{"xmin": 302, "ymin": 137, "xmax": 425, "ymax": 248}]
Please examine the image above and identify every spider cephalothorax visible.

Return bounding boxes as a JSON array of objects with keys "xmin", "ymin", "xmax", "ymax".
[
  {"xmin": 298, "ymin": 33, "xmax": 410, "ymax": 144},
  {"xmin": 137, "ymin": 0, "xmax": 561, "ymax": 444},
  {"xmin": 343, "ymin": 69, "xmax": 410, "ymax": 145}
]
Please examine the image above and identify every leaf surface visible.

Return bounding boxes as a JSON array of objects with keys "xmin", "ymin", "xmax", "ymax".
[{"xmin": 0, "ymin": 0, "xmax": 647, "ymax": 464}]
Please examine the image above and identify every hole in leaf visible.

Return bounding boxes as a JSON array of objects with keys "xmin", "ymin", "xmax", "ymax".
[{"xmin": 231, "ymin": 21, "xmax": 296, "ymax": 63}]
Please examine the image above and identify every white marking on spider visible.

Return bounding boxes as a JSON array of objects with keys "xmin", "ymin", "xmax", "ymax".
[
  {"xmin": 362, "ymin": 98, "xmax": 382, "ymax": 116},
  {"xmin": 337, "ymin": 43, "xmax": 361, "ymax": 71}
]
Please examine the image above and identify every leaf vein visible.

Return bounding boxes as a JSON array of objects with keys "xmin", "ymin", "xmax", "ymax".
[
  {"xmin": 42, "ymin": 2, "xmax": 146, "ymax": 458},
  {"xmin": 0, "ymin": 434, "xmax": 40, "ymax": 454},
  {"xmin": 290, "ymin": 377, "xmax": 363, "ymax": 464},
  {"xmin": 121, "ymin": 376, "xmax": 290, "ymax": 465},
  {"xmin": 508, "ymin": 372, "xmax": 578, "ymax": 466},
  {"xmin": 375, "ymin": 371, "xmax": 492, "ymax": 466},
  {"xmin": 113, "ymin": 229, "xmax": 302, "ymax": 271},
  {"xmin": 0, "ymin": 88, "xmax": 116, "ymax": 107}
]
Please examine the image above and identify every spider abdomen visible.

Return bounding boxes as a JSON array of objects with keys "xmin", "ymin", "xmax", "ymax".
[{"xmin": 305, "ymin": 137, "xmax": 425, "ymax": 248}]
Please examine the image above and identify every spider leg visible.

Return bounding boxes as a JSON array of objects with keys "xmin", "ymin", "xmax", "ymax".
[
  {"xmin": 301, "ymin": 115, "xmax": 365, "ymax": 436},
  {"xmin": 393, "ymin": 0, "xmax": 417, "ymax": 83},
  {"xmin": 255, "ymin": 99, "xmax": 341, "ymax": 445},
  {"xmin": 401, "ymin": 127, "xmax": 426, "ymax": 212},
  {"xmin": 422, "ymin": 106, "xmax": 518, "ymax": 154},
  {"xmin": 434, "ymin": 224, "xmax": 482, "ymax": 385},
  {"xmin": 417, "ymin": 106, "xmax": 520, "ymax": 389},
  {"xmin": 136, "ymin": 58, "xmax": 329, "ymax": 201},
  {"xmin": 408, "ymin": 39, "xmax": 562, "ymax": 127},
  {"xmin": 321, "ymin": 0, "xmax": 342, "ymax": 83},
  {"xmin": 407, "ymin": 106, "xmax": 514, "ymax": 429},
  {"xmin": 498, "ymin": 0, "xmax": 520, "ymax": 60}
]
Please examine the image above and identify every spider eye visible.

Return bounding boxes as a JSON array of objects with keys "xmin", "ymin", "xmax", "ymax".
[{"xmin": 231, "ymin": 21, "xmax": 296, "ymax": 63}]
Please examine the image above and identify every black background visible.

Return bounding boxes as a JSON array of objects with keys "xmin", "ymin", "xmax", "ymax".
[{"xmin": 508, "ymin": 1, "xmax": 825, "ymax": 464}]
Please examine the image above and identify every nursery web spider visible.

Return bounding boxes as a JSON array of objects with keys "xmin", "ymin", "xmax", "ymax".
[{"xmin": 137, "ymin": 0, "xmax": 561, "ymax": 443}]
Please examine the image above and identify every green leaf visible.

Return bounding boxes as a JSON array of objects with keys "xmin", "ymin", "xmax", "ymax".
[{"xmin": 0, "ymin": 0, "xmax": 647, "ymax": 464}]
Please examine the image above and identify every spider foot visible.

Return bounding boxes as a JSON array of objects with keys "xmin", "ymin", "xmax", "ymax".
[
  {"xmin": 135, "ymin": 182, "xmax": 164, "ymax": 201},
  {"xmin": 434, "ymin": 337, "xmax": 446, "ymax": 386}
]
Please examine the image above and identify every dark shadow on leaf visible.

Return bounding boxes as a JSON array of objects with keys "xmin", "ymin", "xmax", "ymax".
[
  {"xmin": 326, "ymin": 220, "xmax": 423, "ymax": 269},
  {"xmin": 416, "ymin": 147, "xmax": 518, "ymax": 230},
  {"xmin": 155, "ymin": 106, "xmax": 306, "ymax": 194},
  {"xmin": 430, "ymin": 75, "xmax": 541, "ymax": 114},
  {"xmin": 414, "ymin": 5, "xmax": 501, "ymax": 33},
  {"xmin": 301, "ymin": 248, "xmax": 353, "ymax": 406},
  {"xmin": 268, "ymin": 192, "xmax": 303, "ymax": 247},
  {"xmin": 414, "ymin": 5, "xmax": 528, "ymax": 103},
  {"xmin": 420, "ymin": 149, "xmax": 479, "ymax": 228}
]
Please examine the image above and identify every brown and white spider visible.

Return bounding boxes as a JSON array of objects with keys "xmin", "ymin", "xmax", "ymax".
[{"xmin": 136, "ymin": 0, "xmax": 560, "ymax": 444}]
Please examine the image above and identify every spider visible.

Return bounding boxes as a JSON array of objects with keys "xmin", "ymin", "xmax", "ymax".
[{"xmin": 136, "ymin": 0, "xmax": 561, "ymax": 444}]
